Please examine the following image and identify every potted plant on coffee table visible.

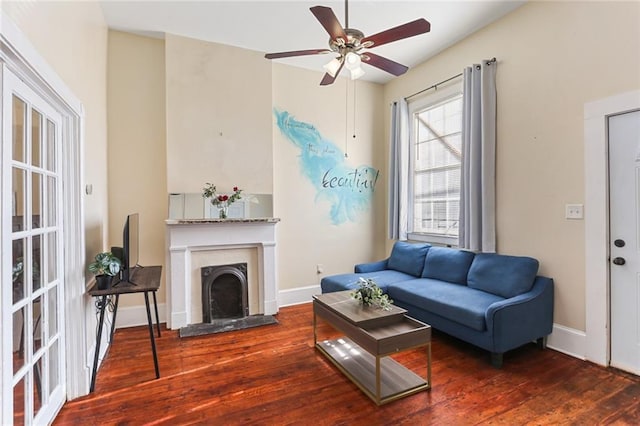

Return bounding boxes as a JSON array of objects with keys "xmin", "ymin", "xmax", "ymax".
[
  {"xmin": 351, "ymin": 277, "xmax": 393, "ymax": 311},
  {"xmin": 89, "ymin": 252, "xmax": 122, "ymax": 290}
]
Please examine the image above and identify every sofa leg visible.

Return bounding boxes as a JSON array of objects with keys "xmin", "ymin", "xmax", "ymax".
[
  {"xmin": 490, "ymin": 352, "xmax": 503, "ymax": 368},
  {"xmin": 536, "ymin": 336, "xmax": 547, "ymax": 350}
]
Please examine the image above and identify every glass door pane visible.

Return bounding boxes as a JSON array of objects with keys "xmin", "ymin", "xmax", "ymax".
[{"xmin": 3, "ymin": 72, "xmax": 65, "ymax": 425}]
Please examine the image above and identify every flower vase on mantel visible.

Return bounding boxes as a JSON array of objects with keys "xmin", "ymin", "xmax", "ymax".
[
  {"xmin": 202, "ymin": 183, "xmax": 243, "ymax": 220},
  {"xmin": 219, "ymin": 205, "xmax": 229, "ymax": 219}
]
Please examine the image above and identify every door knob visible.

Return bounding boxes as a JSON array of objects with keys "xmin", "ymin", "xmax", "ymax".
[
  {"xmin": 614, "ymin": 239, "xmax": 626, "ymax": 248},
  {"xmin": 612, "ymin": 257, "xmax": 626, "ymax": 266}
]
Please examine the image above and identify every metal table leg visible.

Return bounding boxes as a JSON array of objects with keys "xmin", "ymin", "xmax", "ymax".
[
  {"xmin": 144, "ymin": 291, "xmax": 160, "ymax": 378},
  {"xmin": 152, "ymin": 290, "xmax": 161, "ymax": 337},
  {"xmin": 90, "ymin": 295, "xmax": 108, "ymax": 392}
]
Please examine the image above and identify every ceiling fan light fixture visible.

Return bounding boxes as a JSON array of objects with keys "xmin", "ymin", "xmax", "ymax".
[
  {"xmin": 344, "ymin": 51, "xmax": 361, "ymax": 70},
  {"xmin": 349, "ymin": 66, "xmax": 365, "ymax": 80},
  {"xmin": 323, "ymin": 57, "xmax": 343, "ymax": 77}
]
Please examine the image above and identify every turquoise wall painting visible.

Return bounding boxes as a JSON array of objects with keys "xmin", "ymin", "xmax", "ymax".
[{"xmin": 274, "ymin": 109, "xmax": 380, "ymax": 225}]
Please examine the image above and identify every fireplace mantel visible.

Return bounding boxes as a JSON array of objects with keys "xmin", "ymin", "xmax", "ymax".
[{"xmin": 165, "ymin": 218, "xmax": 280, "ymax": 329}]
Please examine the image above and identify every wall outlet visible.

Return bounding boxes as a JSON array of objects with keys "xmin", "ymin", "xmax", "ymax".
[
  {"xmin": 565, "ymin": 204, "xmax": 584, "ymax": 220},
  {"xmin": 316, "ymin": 264, "xmax": 324, "ymax": 275}
]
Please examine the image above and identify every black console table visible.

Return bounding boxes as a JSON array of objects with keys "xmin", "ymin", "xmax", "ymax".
[{"xmin": 87, "ymin": 265, "xmax": 162, "ymax": 392}]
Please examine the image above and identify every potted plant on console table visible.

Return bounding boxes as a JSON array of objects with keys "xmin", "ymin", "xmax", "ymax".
[{"xmin": 89, "ymin": 252, "xmax": 122, "ymax": 290}]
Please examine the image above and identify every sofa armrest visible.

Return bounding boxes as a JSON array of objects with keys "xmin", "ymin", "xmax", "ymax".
[
  {"xmin": 485, "ymin": 276, "xmax": 554, "ymax": 353},
  {"xmin": 354, "ymin": 259, "xmax": 388, "ymax": 273}
]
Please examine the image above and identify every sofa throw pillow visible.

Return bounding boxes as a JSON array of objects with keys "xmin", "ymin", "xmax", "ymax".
[
  {"xmin": 387, "ymin": 241, "xmax": 431, "ymax": 277},
  {"xmin": 467, "ymin": 253, "xmax": 539, "ymax": 298},
  {"xmin": 421, "ymin": 246, "xmax": 475, "ymax": 285}
]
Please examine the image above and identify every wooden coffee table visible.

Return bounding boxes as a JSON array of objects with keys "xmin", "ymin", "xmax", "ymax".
[{"xmin": 313, "ymin": 290, "xmax": 431, "ymax": 405}]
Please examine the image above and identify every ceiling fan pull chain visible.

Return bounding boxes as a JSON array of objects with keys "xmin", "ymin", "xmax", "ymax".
[
  {"xmin": 353, "ymin": 80, "xmax": 357, "ymax": 140},
  {"xmin": 344, "ymin": 79, "xmax": 349, "ymax": 158}
]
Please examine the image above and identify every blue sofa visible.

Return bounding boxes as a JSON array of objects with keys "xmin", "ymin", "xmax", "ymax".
[{"xmin": 320, "ymin": 242, "xmax": 554, "ymax": 367}]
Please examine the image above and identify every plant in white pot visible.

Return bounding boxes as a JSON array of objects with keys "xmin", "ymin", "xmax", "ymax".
[{"xmin": 89, "ymin": 252, "xmax": 122, "ymax": 289}]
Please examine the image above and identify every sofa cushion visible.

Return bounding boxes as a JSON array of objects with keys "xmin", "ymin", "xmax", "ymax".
[
  {"xmin": 388, "ymin": 278, "xmax": 504, "ymax": 331},
  {"xmin": 387, "ymin": 242, "xmax": 431, "ymax": 277},
  {"xmin": 320, "ymin": 270, "xmax": 416, "ymax": 294},
  {"xmin": 421, "ymin": 246, "xmax": 475, "ymax": 285},
  {"xmin": 467, "ymin": 253, "xmax": 539, "ymax": 298}
]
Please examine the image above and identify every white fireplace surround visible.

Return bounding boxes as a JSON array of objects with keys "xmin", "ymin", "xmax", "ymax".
[{"xmin": 165, "ymin": 218, "xmax": 280, "ymax": 329}]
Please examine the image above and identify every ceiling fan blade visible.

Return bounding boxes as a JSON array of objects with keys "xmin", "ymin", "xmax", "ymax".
[
  {"xmin": 310, "ymin": 6, "xmax": 347, "ymax": 42},
  {"xmin": 320, "ymin": 61, "xmax": 345, "ymax": 86},
  {"xmin": 361, "ymin": 18, "xmax": 431, "ymax": 48},
  {"xmin": 362, "ymin": 53, "xmax": 408, "ymax": 76},
  {"xmin": 265, "ymin": 49, "xmax": 331, "ymax": 59}
]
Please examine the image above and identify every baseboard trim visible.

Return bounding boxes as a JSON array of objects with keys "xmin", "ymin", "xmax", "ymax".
[
  {"xmin": 547, "ymin": 323, "xmax": 586, "ymax": 361},
  {"xmin": 114, "ymin": 303, "xmax": 167, "ymax": 329},
  {"xmin": 278, "ymin": 285, "xmax": 321, "ymax": 307},
  {"xmin": 113, "ymin": 295, "xmax": 589, "ymax": 365}
]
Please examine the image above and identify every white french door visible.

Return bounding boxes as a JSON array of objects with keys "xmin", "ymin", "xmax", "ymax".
[
  {"xmin": 2, "ymin": 67, "xmax": 66, "ymax": 424},
  {"xmin": 609, "ymin": 109, "xmax": 640, "ymax": 375}
]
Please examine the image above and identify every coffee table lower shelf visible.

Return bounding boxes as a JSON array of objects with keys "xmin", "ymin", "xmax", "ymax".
[{"xmin": 316, "ymin": 337, "xmax": 430, "ymax": 405}]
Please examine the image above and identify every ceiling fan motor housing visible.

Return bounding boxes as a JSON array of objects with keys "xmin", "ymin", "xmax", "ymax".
[{"xmin": 329, "ymin": 28, "xmax": 369, "ymax": 57}]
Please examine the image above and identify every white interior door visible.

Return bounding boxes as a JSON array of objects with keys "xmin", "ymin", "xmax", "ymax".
[
  {"xmin": 609, "ymin": 109, "xmax": 640, "ymax": 375},
  {"xmin": 2, "ymin": 67, "xmax": 66, "ymax": 425}
]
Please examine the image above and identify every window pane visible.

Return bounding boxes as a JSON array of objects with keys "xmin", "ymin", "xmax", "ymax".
[
  {"xmin": 34, "ymin": 355, "xmax": 44, "ymax": 415},
  {"xmin": 32, "ymin": 108, "xmax": 43, "ymax": 167},
  {"xmin": 46, "ymin": 232, "xmax": 58, "ymax": 283},
  {"xmin": 13, "ymin": 95, "xmax": 26, "ymax": 163},
  {"xmin": 46, "ymin": 176, "xmax": 57, "ymax": 226},
  {"xmin": 13, "ymin": 167, "xmax": 26, "ymax": 231},
  {"xmin": 48, "ymin": 285, "xmax": 58, "ymax": 338},
  {"xmin": 13, "ymin": 374, "xmax": 26, "ymax": 425},
  {"xmin": 33, "ymin": 295, "xmax": 44, "ymax": 353},
  {"xmin": 13, "ymin": 306, "xmax": 26, "ymax": 374},
  {"xmin": 46, "ymin": 118, "xmax": 57, "ymax": 172},
  {"xmin": 32, "ymin": 172, "xmax": 42, "ymax": 229},
  {"xmin": 411, "ymin": 93, "xmax": 463, "ymax": 238},
  {"xmin": 13, "ymin": 238, "xmax": 26, "ymax": 304},
  {"xmin": 32, "ymin": 234, "xmax": 43, "ymax": 292},
  {"xmin": 49, "ymin": 339, "xmax": 60, "ymax": 393}
]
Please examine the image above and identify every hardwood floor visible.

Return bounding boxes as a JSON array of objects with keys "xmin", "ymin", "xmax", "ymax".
[{"xmin": 54, "ymin": 303, "xmax": 640, "ymax": 425}]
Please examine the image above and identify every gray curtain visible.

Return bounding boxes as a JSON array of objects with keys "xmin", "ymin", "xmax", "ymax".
[
  {"xmin": 459, "ymin": 60, "xmax": 497, "ymax": 252},
  {"xmin": 388, "ymin": 99, "xmax": 409, "ymax": 240}
]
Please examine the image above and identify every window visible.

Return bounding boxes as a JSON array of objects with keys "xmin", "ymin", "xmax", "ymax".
[{"xmin": 408, "ymin": 84, "xmax": 463, "ymax": 245}]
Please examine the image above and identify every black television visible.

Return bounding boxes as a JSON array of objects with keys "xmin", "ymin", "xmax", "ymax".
[{"xmin": 113, "ymin": 213, "xmax": 139, "ymax": 283}]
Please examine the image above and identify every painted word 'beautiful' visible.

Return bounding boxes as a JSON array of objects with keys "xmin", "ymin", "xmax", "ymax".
[{"xmin": 321, "ymin": 168, "xmax": 379, "ymax": 192}]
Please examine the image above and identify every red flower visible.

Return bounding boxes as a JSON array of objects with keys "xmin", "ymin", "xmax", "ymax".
[
  {"xmin": 222, "ymin": 195, "xmax": 229, "ymax": 201},
  {"xmin": 233, "ymin": 186, "xmax": 238, "ymax": 192},
  {"xmin": 217, "ymin": 195, "xmax": 224, "ymax": 201}
]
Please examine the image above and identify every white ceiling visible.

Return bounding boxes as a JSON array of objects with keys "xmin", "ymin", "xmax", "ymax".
[{"xmin": 100, "ymin": 0, "xmax": 525, "ymax": 84}]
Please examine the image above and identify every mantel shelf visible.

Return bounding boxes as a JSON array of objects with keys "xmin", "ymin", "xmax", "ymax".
[{"xmin": 166, "ymin": 217, "xmax": 280, "ymax": 225}]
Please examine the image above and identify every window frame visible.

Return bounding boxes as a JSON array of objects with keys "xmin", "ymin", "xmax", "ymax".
[{"xmin": 407, "ymin": 82, "xmax": 463, "ymax": 246}]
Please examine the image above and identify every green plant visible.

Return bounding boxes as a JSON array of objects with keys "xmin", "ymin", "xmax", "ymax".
[
  {"xmin": 88, "ymin": 252, "xmax": 122, "ymax": 277},
  {"xmin": 351, "ymin": 277, "xmax": 393, "ymax": 311}
]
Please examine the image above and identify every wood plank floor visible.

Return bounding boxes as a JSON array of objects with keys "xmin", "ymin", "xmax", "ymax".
[{"xmin": 54, "ymin": 303, "xmax": 640, "ymax": 425}]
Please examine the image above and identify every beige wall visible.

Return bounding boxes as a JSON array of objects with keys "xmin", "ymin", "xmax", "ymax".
[
  {"xmin": 107, "ymin": 31, "xmax": 167, "ymax": 306},
  {"xmin": 1, "ymin": 1, "xmax": 109, "ymax": 279},
  {"xmin": 272, "ymin": 63, "xmax": 386, "ymax": 290},
  {"xmin": 165, "ymin": 34, "xmax": 273, "ymax": 194},
  {"xmin": 384, "ymin": 1, "xmax": 640, "ymax": 331}
]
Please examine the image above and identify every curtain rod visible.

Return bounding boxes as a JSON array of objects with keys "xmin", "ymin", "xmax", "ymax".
[{"xmin": 404, "ymin": 57, "xmax": 497, "ymax": 101}]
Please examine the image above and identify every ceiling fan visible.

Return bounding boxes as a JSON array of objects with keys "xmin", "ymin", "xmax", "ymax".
[{"xmin": 264, "ymin": 1, "xmax": 431, "ymax": 85}]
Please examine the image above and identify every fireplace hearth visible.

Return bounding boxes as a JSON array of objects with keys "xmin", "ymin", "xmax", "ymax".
[{"xmin": 178, "ymin": 262, "xmax": 278, "ymax": 338}]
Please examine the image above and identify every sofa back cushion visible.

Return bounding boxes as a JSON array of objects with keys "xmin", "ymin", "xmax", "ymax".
[
  {"xmin": 387, "ymin": 242, "xmax": 431, "ymax": 277},
  {"xmin": 421, "ymin": 246, "xmax": 475, "ymax": 285},
  {"xmin": 467, "ymin": 253, "xmax": 539, "ymax": 298}
]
